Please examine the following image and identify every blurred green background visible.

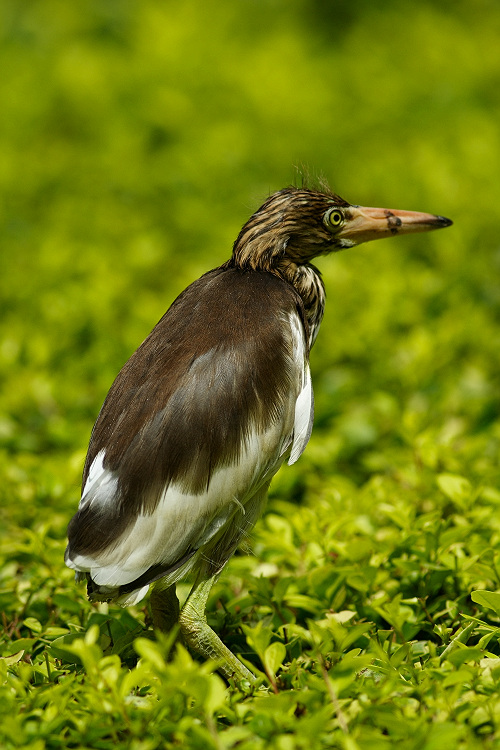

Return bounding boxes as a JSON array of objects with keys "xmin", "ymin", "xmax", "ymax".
[
  {"xmin": 2, "ymin": 0, "xmax": 500, "ymax": 745},
  {"xmin": 1, "ymin": 0, "xmax": 498, "ymax": 517}
]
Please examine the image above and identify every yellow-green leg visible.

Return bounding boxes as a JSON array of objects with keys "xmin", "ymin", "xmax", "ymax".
[
  {"xmin": 150, "ymin": 486, "xmax": 268, "ymax": 682},
  {"xmin": 179, "ymin": 572, "xmax": 256, "ymax": 683}
]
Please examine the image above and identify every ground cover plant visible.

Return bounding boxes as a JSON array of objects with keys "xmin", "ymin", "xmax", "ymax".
[{"xmin": 1, "ymin": 0, "xmax": 500, "ymax": 747}]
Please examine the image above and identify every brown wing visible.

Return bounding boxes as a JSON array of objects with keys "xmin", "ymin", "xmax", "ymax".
[{"xmin": 67, "ymin": 265, "xmax": 307, "ymax": 560}]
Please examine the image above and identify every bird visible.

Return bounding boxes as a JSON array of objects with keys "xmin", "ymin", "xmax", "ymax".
[{"xmin": 65, "ymin": 185, "xmax": 452, "ymax": 682}]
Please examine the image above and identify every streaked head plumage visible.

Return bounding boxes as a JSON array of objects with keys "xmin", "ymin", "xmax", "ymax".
[{"xmin": 232, "ymin": 187, "xmax": 351, "ymax": 269}]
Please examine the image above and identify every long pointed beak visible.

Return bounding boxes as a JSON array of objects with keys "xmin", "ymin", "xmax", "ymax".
[{"xmin": 338, "ymin": 205, "xmax": 453, "ymax": 246}]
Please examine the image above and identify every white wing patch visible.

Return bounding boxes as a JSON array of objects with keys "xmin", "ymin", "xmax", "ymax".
[
  {"xmin": 79, "ymin": 449, "xmax": 119, "ymax": 511},
  {"xmin": 288, "ymin": 312, "xmax": 314, "ymax": 465},
  {"xmin": 288, "ymin": 363, "xmax": 313, "ymax": 464},
  {"xmin": 66, "ymin": 421, "xmax": 294, "ymax": 600}
]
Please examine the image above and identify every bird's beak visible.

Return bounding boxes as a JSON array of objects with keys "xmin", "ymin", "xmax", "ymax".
[{"xmin": 338, "ymin": 205, "xmax": 453, "ymax": 246}]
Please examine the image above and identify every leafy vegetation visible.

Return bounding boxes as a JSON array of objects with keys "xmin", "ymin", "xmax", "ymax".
[{"xmin": 1, "ymin": 0, "xmax": 500, "ymax": 747}]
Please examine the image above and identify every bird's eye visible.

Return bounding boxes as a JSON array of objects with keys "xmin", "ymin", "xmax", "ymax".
[{"xmin": 324, "ymin": 208, "xmax": 344, "ymax": 231}]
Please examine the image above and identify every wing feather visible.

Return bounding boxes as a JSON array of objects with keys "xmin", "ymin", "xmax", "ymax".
[
  {"xmin": 288, "ymin": 312, "xmax": 314, "ymax": 464},
  {"xmin": 65, "ymin": 267, "xmax": 313, "ymax": 604}
]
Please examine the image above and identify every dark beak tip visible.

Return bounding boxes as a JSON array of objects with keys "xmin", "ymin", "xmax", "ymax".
[{"xmin": 436, "ymin": 215, "xmax": 453, "ymax": 228}]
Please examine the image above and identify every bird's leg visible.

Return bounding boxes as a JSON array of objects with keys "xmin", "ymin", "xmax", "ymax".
[
  {"xmin": 177, "ymin": 485, "xmax": 269, "ymax": 682},
  {"xmin": 179, "ymin": 571, "xmax": 256, "ymax": 683},
  {"xmin": 150, "ymin": 581, "xmax": 181, "ymax": 635}
]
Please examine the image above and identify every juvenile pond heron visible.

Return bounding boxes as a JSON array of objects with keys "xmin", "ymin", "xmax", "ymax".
[{"xmin": 66, "ymin": 186, "xmax": 452, "ymax": 682}]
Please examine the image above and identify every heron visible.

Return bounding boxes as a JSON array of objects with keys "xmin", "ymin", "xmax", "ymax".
[{"xmin": 65, "ymin": 186, "xmax": 452, "ymax": 682}]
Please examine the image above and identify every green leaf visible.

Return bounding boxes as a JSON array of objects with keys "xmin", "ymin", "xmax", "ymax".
[
  {"xmin": 2, "ymin": 639, "xmax": 37, "ymax": 655},
  {"xmin": 284, "ymin": 594, "xmax": 323, "ymax": 614},
  {"xmin": 263, "ymin": 642, "xmax": 287, "ymax": 675},
  {"xmin": 49, "ymin": 633, "xmax": 87, "ymax": 664},
  {"xmin": 44, "ymin": 627, "xmax": 71, "ymax": 639},
  {"xmin": 446, "ymin": 647, "xmax": 483, "ymax": 668},
  {"xmin": 471, "ymin": 589, "xmax": 500, "ymax": 617},
  {"xmin": 203, "ymin": 674, "xmax": 227, "ymax": 714},
  {"xmin": 437, "ymin": 473, "xmax": 472, "ymax": 505},
  {"xmin": 23, "ymin": 617, "xmax": 42, "ymax": 634},
  {"xmin": 0, "ymin": 651, "xmax": 25, "ymax": 666},
  {"xmin": 134, "ymin": 637, "xmax": 167, "ymax": 668},
  {"xmin": 241, "ymin": 620, "xmax": 273, "ymax": 658}
]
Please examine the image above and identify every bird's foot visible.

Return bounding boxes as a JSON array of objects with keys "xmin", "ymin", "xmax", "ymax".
[{"xmin": 179, "ymin": 602, "xmax": 256, "ymax": 684}]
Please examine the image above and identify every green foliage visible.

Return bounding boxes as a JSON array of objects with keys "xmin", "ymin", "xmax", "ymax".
[{"xmin": 1, "ymin": 0, "xmax": 500, "ymax": 747}]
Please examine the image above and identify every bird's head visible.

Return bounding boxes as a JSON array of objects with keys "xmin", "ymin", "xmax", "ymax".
[{"xmin": 232, "ymin": 187, "xmax": 452, "ymax": 270}]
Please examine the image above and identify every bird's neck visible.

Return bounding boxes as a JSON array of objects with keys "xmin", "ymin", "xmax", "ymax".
[
  {"xmin": 278, "ymin": 259, "xmax": 325, "ymax": 348},
  {"xmin": 228, "ymin": 242, "xmax": 326, "ymax": 348}
]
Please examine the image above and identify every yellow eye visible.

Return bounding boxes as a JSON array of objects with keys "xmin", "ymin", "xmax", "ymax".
[{"xmin": 324, "ymin": 208, "xmax": 344, "ymax": 230}]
